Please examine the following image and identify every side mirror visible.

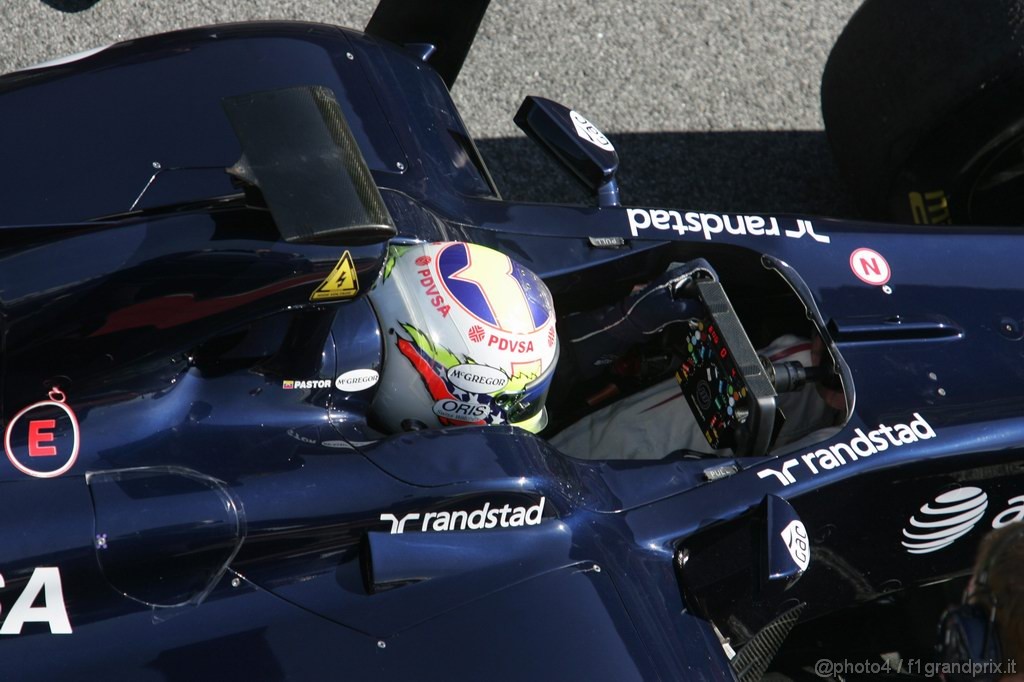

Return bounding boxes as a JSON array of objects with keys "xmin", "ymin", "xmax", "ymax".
[
  {"xmin": 763, "ymin": 494, "xmax": 810, "ymax": 587},
  {"xmin": 514, "ymin": 96, "xmax": 620, "ymax": 207}
]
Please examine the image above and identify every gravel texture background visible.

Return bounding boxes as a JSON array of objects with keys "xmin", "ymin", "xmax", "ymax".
[{"xmin": 0, "ymin": 0, "xmax": 865, "ymax": 216}]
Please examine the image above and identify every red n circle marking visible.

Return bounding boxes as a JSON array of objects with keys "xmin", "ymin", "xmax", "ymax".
[{"xmin": 849, "ymin": 247, "xmax": 891, "ymax": 285}]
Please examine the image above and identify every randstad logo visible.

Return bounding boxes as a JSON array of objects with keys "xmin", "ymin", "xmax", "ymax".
[
  {"xmin": 627, "ymin": 208, "xmax": 830, "ymax": 243},
  {"xmin": 380, "ymin": 498, "xmax": 546, "ymax": 534},
  {"xmin": 758, "ymin": 413, "xmax": 936, "ymax": 487}
]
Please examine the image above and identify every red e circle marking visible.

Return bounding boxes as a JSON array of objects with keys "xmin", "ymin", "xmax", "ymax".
[
  {"xmin": 4, "ymin": 400, "xmax": 80, "ymax": 478},
  {"xmin": 849, "ymin": 247, "xmax": 891, "ymax": 285}
]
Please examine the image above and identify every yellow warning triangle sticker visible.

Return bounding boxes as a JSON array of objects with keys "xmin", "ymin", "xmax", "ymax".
[{"xmin": 310, "ymin": 250, "xmax": 359, "ymax": 302}]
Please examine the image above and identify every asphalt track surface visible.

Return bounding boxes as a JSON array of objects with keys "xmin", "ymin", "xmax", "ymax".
[{"xmin": 0, "ymin": 0, "xmax": 864, "ymax": 217}]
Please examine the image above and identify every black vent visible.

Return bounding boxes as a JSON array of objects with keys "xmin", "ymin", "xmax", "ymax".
[{"xmin": 731, "ymin": 602, "xmax": 806, "ymax": 682}]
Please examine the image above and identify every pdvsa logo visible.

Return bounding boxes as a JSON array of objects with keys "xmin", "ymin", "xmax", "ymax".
[
  {"xmin": 0, "ymin": 567, "xmax": 71, "ymax": 634},
  {"xmin": 4, "ymin": 389, "xmax": 79, "ymax": 479}
]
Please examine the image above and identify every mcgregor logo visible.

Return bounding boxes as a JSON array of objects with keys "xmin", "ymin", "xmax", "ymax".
[
  {"xmin": 335, "ymin": 369, "xmax": 379, "ymax": 392},
  {"xmin": 447, "ymin": 363, "xmax": 508, "ymax": 394},
  {"xmin": 901, "ymin": 487, "xmax": 988, "ymax": 555}
]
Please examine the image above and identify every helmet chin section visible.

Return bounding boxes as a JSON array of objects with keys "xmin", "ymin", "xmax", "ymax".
[{"xmin": 512, "ymin": 408, "xmax": 548, "ymax": 434}]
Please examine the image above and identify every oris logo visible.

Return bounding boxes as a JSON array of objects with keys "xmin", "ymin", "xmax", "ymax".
[
  {"xmin": 447, "ymin": 364, "xmax": 508, "ymax": 394},
  {"xmin": 433, "ymin": 399, "xmax": 488, "ymax": 422},
  {"xmin": 902, "ymin": 487, "xmax": 988, "ymax": 555}
]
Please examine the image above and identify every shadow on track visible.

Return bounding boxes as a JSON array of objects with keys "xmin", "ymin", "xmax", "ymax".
[
  {"xmin": 478, "ymin": 130, "xmax": 861, "ymax": 220},
  {"xmin": 40, "ymin": 0, "xmax": 101, "ymax": 12}
]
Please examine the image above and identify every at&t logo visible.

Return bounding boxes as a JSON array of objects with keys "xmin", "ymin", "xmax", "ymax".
[{"xmin": 902, "ymin": 486, "xmax": 1024, "ymax": 555}]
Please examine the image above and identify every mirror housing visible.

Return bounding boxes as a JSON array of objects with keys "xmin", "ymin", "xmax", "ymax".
[
  {"xmin": 763, "ymin": 494, "xmax": 810, "ymax": 587},
  {"xmin": 514, "ymin": 96, "xmax": 620, "ymax": 207}
]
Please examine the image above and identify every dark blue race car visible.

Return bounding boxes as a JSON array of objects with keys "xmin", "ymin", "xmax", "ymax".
[{"xmin": 0, "ymin": 1, "xmax": 1021, "ymax": 680}]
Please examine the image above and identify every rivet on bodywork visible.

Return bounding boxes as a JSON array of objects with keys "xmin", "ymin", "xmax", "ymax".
[{"xmin": 998, "ymin": 317, "xmax": 1023, "ymax": 340}]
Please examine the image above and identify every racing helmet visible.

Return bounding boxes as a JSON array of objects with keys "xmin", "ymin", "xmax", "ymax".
[{"xmin": 367, "ymin": 241, "xmax": 558, "ymax": 433}]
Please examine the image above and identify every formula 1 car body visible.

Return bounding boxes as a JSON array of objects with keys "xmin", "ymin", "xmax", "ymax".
[{"xmin": 0, "ymin": 2, "xmax": 1021, "ymax": 679}]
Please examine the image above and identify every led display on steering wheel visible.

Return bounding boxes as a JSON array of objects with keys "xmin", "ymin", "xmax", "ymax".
[{"xmin": 674, "ymin": 279, "xmax": 778, "ymax": 456}]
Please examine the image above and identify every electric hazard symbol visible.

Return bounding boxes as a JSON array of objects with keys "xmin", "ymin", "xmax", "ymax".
[{"xmin": 310, "ymin": 250, "xmax": 359, "ymax": 302}]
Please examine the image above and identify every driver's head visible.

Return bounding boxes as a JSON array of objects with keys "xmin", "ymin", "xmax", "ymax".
[
  {"xmin": 367, "ymin": 242, "xmax": 558, "ymax": 433},
  {"xmin": 968, "ymin": 522, "xmax": 1024, "ymax": 674}
]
